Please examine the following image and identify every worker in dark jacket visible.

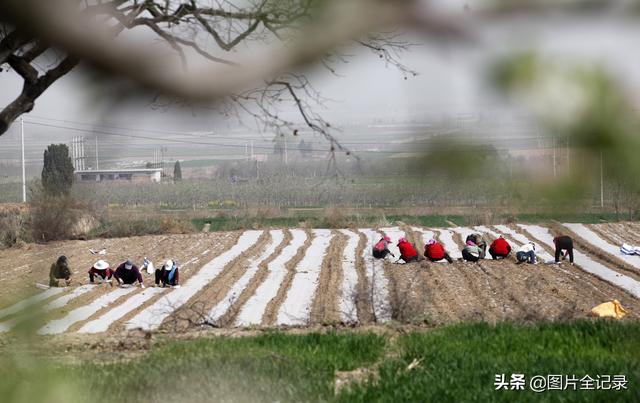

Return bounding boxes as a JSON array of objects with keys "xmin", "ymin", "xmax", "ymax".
[
  {"xmin": 397, "ymin": 238, "xmax": 419, "ymax": 263},
  {"xmin": 155, "ymin": 260, "xmax": 180, "ymax": 287},
  {"xmin": 88, "ymin": 260, "xmax": 113, "ymax": 285},
  {"xmin": 489, "ymin": 236, "xmax": 512, "ymax": 260},
  {"xmin": 49, "ymin": 255, "xmax": 72, "ymax": 287},
  {"xmin": 553, "ymin": 235, "xmax": 574, "ymax": 264},
  {"xmin": 466, "ymin": 233, "xmax": 487, "ymax": 258},
  {"xmin": 114, "ymin": 259, "xmax": 145, "ymax": 288},
  {"xmin": 424, "ymin": 239, "xmax": 453, "ymax": 263}
]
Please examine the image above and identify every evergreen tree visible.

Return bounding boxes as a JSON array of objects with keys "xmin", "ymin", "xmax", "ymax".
[
  {"xmin": 173, "ymin": 160, "xmax": 182, "ymax": 181},
  {"xmin": 41, "ymin": 144, "xmax": 74, "ymax": 196}
]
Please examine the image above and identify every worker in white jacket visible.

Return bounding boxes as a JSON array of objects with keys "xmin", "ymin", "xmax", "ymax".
[{"xmin": 516, "ymin": 242, "xmax": 537, "ymax": 264}]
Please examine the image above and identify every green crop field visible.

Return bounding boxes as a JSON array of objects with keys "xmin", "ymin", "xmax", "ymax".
[{"xmin": 1, "ymin": 321, "xmax": 637, "ymax": 403}]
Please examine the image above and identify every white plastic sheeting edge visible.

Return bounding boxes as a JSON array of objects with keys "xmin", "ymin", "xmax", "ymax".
[
  {"xmin": 338, "ymin": 229, "xmax": 360, "ymax": 323},
  {"xmin": 77, "ymin": 287, "xmax": 166, "ymax": 333},
  {"xmin": 518, "ymin": 224, "xmax": 640, "ymax": 298},
  {"xmin": 126, "ymin": 230, "xmax": 263, "ymax": 331},
  {"xmin": 0, "ymin": 284, "xmax": 96, "ymax": 332},
  {"xmin": 359, "ymin": 229, "xmax": 392, "ymax": 323},
  {"xmin": 206, "ymin": 230, "xmax": 285, "ymax": 324},
  {"xmin": 0, "ymin": 287, "xmax": 65, "ymax": 320},
  {"xmin": 276, "ymin": 230, "xmax": 333, "ymax": 326},
  {"xmin": 235, "ymin": 229, "xmax": 307, "ymax": 327},
  {"xmin": 39, "ymin": 286, "xmax": 136, "ymax": 334},
  {"xmin": 436, "ymin": 229, "xmax": 462, "ymax": 259},
  {"xmin": 563, "ymin": 223, "xmax": 640, "ymax": 272}
]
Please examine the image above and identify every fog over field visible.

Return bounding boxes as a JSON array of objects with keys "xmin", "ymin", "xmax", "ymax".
[{"xmin": 3, "ymin": 10, "xmax": 640, "ymax": 179}]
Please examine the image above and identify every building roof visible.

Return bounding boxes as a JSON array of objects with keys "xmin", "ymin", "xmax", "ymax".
[{"xmin": 75, "ymin": 169, "xmax": 162, "ymax": 174}]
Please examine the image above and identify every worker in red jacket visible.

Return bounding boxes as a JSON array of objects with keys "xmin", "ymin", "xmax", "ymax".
[
  {"xmin": 397, "ymin": 237, "xmax": 419, "ymax": 263},
  {"xmin": 424, "ymin": 239, "xmax": 454, "ymax": 263},
  {"xmin": 489, "ymin": 236, "xmax": 512, "ymax": 260}
]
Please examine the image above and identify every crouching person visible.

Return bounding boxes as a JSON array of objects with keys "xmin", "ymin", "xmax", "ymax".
[
  {"xmin": 489, "ymin": 236, "xmax": 512, "ymax": 260},
  {"xmin": 49, "ymin": 255, "xmax": 72, "ymax": 287},
  {"xmin": 466, "ymin": 233, "xmax": 487, "ymax": 258},
  {"xmin": 114, "ymin": 259, "xmax": 145, "ymax": 288},
  {"xmin": 462, "ymin": 240, "xmax": 483, "ymax": 262},
  {"xmin": 516, "ymin": 242, "xmax": 537, "ymax": 264},
  {"xmin": 424, "ymin": 239, "xmax": 453, "ymax": 263},
  {"xmin": 88, "ymin": 260, "xmax": 113, "ymax": 285},
  {"xmin": 397, "ymin": 238, "xmax": 419, "ymax": 263},
  {"xmin": 155, "ymin": 260, "xmax": 180, "ymax": 287},
  {"xmin": 372, "ymin": 236, "xmax": 394, "ymax": 259}
]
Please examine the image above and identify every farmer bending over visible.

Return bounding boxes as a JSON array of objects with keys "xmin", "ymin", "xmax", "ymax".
[
  {"xmin": 155, "ymin": 260, "xmax": 180, "ymax": 287},
  {"xmin": 516, "ymin": 242, "xmax": 537, "ymax": 264},
  {"xmin": 49, "ymin": 255, "xmax": 72, "ymax": 287},
  {"xmin": 397, "ymin": 238, "xmax": 419, "ymax": 263},
  {"xmin": 553, "ymin": 235, "xmax": 574, "ymax": 265},
  {"xmin": 462, "ymin": 239, "xmax": 483, "ymax": 262},
  {"xmin": 466, "ymin": 233, "xmax": 487, "ymax": 258},
  {"xmin": 114, "ymin": 259, "xmax": 145, "ymax": 288},
  {"xmin": 424, "ymin": 239, "xmax": 453, "ymax": 263},
  {"xmin": 88, "ymin": 260, "xmax": 113, "ymax": 285},
  {"xmin": 489, "ymin": 236, "xmax": 511, "ymax": 260},
  {"xmin": 372, "ymin": 236, "xmax": 394, "ymax": 259}
]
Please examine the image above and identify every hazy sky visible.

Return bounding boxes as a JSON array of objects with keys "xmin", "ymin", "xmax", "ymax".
[{"xmin": 2, "ymin": 10, "xmax": 640, "ymax": 147}]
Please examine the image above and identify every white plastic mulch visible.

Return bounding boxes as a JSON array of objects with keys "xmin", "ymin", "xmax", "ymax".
[
  {"xmin": 234, "ymin": 229, "xmax": 307, "ymax": 327},
  {"xmin": 77, "ymin": 287, "xmax": 167, "ymax": 333},
  {"xmin": 38, "ymin": 286, "xmax": 136, "ymax": 335},
  {"xmin": 337, "ymin": 229, "xmax": 360, "ymax": 323},
  {"xmin": 0, "ymin": 284, "xmax": 96, "ymax": 332},
  {"xmin": 0, "ymin": 287, "xmax": 64, "ymax": 321},
  {"xmin": 276, "ymin": 230, "xmax": 334, "ymax": 326},
  {"xmin": 563, "ymin": 223, "xmax": 640, "ymax": 272},
  {"xmin": 359, "ymin": 229, "xmax": 392, "ymax": 323},
  {"xmin": 436, "ymin": 229, "xmax": 462, "ymax": 259},
  {"xmin": 125, "ymin": 230, "xmax": 263, "ymax": 331},
  {"xmin": 518, "ymin": 224, "xmax": 640, "ymax": 298},
  {"xmin": 206, "ymin": 230, "xmax": 285, "ymax": 324}
]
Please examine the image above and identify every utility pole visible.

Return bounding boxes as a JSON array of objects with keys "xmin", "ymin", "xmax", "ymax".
[
  {"xmin": 284, "ymin": 135, "xmax": 288, "ymax": 165},
  {"xmin": 21, "ymin": 116, "xmax": 26, "ymax": 203},
  {"xmin": 95, "ymin": 136, "xmax": 99, "ymax": 170},
  {"xmin": 600, "ymin": 151, "xmax": 604, "ymax": 208},
  {"xmin": 251, "ymin": 140, "xmax": 254, "ymax": 160}
]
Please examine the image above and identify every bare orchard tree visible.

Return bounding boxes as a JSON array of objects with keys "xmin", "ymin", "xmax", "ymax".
[{"xmin": 0, "ymin": 0, "xmax": 425, "ymax": 153}]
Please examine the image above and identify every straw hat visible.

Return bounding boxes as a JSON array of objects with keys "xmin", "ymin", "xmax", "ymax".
[{"xmin": 93, "ymin": 260, "xmax": 109, "ymax": 270}]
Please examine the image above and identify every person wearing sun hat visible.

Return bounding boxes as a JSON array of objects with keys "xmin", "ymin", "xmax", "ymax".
[
  {"xmin": 155, "ymin": 259, "xmax": 180, "ymax": 288},
  {"xmin": 88, "ymin": 260, "xmax": 114, "ymax": 284},
  {"xmin": 114, "ymin": 259, "xmax": 145, "ymax": 288}
]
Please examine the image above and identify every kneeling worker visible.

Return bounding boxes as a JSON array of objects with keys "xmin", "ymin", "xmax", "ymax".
[
  {"xmin": 114, "ymin": 259, "xmax": 145, "ymax": 288},
  {"xmin": 424, "ymin": 239, "xmax": 453, "ymax": 263}
]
